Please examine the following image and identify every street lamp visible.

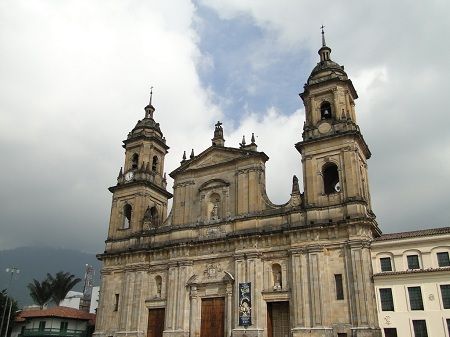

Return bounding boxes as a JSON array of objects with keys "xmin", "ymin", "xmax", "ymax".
[{"xmin": 0, "ymin": 267, "xmax": 20, "ymax": 337}]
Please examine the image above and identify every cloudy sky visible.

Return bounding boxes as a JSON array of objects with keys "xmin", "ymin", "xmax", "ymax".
[{"xmin": 1, "ymin": 0, "xmax": 449, "ymax": 254}]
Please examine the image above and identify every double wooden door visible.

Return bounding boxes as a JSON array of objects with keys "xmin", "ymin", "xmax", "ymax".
[
  {"xmin": 267, "ymin": 301, "xmax": 290, "ymax": 337},
  {"xmin": 200, "ymin": 297, "xmax": 225, "ymax": 337},
  {"xmin": 147, "ymin": 308, "xmax": 165, "ymax": 337}
]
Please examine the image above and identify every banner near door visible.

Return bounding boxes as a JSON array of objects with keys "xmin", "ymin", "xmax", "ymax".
[{"xmin": 239, "ymin": 282, "xmax": 251, "ymax": 326}]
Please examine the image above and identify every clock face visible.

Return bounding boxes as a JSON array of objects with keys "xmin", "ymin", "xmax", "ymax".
[
  {"xmin": 318, "ymin": 121, "xmax": 331, "ymax": 134},
  {"xmin": 125, "ymin": 171, "xmax": 134, "ymax": 181}
]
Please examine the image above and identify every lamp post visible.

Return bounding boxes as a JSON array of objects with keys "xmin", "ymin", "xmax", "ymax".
[{"xmin": 0, "ymin": 267, "xmax": 20, "ymax": 337}]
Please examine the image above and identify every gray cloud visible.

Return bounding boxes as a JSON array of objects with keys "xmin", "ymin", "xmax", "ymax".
[{"xmin": 1, "ymin": 1, "xmax": 449, "ymax": 254}]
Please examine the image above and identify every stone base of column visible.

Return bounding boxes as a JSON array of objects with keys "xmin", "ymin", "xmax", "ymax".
[
  {"xmin": 231, "ymin": 328, "xmax": 264, "ymax": 337},
  {"xmin": 115, "ymin": 331, "xmax": 145, "ymax": 337},
  {"xmin": 292, "ymin": 327, "xmax": 333, "ymax": 337},
  {"xmin": 351, "ymin": 327, "xmax": 382, "ymax": 337},
  {"xmin": 162, "ymin": 330, "xmax": 189, "ymax": 337}
]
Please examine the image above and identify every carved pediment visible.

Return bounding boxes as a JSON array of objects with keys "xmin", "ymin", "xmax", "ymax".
[
  {"xmin": 186, "ymin": 264, "xmax": 235, "ymax": 286},
  {"xmin": 170, "ymin": 147, "xmax": 268, "ymax": 178},
  {"xmin": 188, "ymin": 151, "xmax": 243, "ymax": 170}
]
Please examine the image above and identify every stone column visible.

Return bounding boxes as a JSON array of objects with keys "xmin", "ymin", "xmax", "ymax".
[
  {"xmin": 226, "ymin": 283, "xmax": 233, "ymax": 337},
  {"xmin": 189, "ymin": 286, "xmax": 198, "ymax": 337},
  {"xmin": 308, "ymin": 250, "xmax": 323, "ymax": 327},
  {"xmin": 166, "ymin": 264, "xmax": 179, "ymax": 330},
  {"xmin": 234, "ymin": 254, "xmax": 246, "ymax": 327},
  {"xmin": 289, "ymin": 250, "xmax": 304, "ymax": 328},
  {"xmin": 94, "ymin": 271, "xmax": 109, "ymax": 334}
]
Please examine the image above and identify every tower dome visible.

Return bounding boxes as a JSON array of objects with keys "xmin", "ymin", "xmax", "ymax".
[{"xmin": 307, "ymin": 28, "xmax": 348, "ymax": 85}]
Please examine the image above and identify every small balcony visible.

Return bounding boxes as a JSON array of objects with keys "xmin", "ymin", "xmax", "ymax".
[{"xmin": 19, "ymin": 328, "xmax": 88, "ymax": 337}]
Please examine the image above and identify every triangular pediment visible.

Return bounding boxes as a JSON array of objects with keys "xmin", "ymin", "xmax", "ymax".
[
  {"xmin": 188, "ymin": 150, "xmax": 242, "ymax": 170},
  {"xmin": 170, "ymin": 146, "xmax": 268, "ymax": 178}
]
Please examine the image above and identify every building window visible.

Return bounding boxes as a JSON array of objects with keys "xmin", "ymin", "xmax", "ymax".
[
  {"xmin": 337, "ymin": 334, "xmax": 347, "ymax": 337},
  {"xmin": 60, "ymin": 322, "xmax": 68, "ymax": 332},
  {"xmin": 407, "ymin": 254, "xmax": 420, "ymax": 269},
  {"xmin": 335, "ymin": 274, "xmax": 344, "ymax": 300},
  {"xmin": 320, "ymin": 101, "xmax": 332, "ymax": 119},
  {"xmin": 38, "ymin": 322, "xmax": 46, "ymax": 331},
  {"xmin": 379, "ymin": 288, "xmax": 394, "ymax": 311},
  {"xmin": 408, "ymin": 286, "xmax": 424, "ymax": 310},
  {"xmin": 323, "ymin": 163, "xmax": 340, "ymax": 195},
  {"xmin": 447, "ymin": 319, "xmax": 450, "ymax": 336},
  {"xmin": 131, "ymin": 153, "xmax": 139, "ymax": 170},
  {"xmin": 380, "ymin": 257, "xmax": 393, "ymax": 272},
  {"xmin": 152, "ymin": 156, "xmax": 159, "ymax": 172},
  {"xmin": 384, "ymin": 328, "xmax": 397, "ymax": 337},
  {"xmin": 440, "ymin": 284, "xmax": 450, "ymax": 309},
  {"xmin": 123, "ymin": 204, "xmax": 132, "ymax": 229},
  {"xmin": 412, "ymin": 320, "xmax": 428, "ymax": 337},
  {"xmin": 437, "ymin": 252, "xmax": 450, "ymax": 267},
  {"xmin": 114, "ymin": 294, "xmax": 119, "ymax": 311}
]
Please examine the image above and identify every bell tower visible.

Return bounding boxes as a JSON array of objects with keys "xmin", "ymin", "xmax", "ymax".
[
  {"xmin": 296, "ymin": 29, "xmax": 374, "ymax": 222},
  {"xmin": 106, "ymin": 90, "xmax": 172, "ymax": 244}
]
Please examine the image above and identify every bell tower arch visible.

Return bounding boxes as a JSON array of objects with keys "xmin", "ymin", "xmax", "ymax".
[
  {"xmin": 296, "ymin": 30, "xmax": 374, "ymax": 222},
  {"xmin": 106, "ymin": 89, "xmax": 172, "ymax": 242}
]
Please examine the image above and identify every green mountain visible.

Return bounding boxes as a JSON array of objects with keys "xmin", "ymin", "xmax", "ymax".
[{"xmin": 0, "ymin": 247, "xmax": 101, "ymax": 307}]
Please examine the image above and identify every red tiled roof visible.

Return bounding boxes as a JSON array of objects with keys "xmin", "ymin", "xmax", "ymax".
[
  {"xmin": 16, "ymin": 306, "xmax": 95, "ymax": 324},
  {"xmin": 375, "ymin": 226, "xmax": 450, "ymax": 241}
]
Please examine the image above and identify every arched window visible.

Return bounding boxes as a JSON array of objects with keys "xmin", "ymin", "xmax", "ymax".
[
  {"xmin": 152, "ymin": 156, "xmax": 159, "ymax": 172},
  {"xmin": 323, "ymin": 163, "xmax": 340, "ymax": 195},
  {"xmin": 272, "ymin": 264, "xmax": 282, "ymax": 290},
  {"xmin": 155, "ymin": 275, "xmax": 162, "ymax": 298},
  {"xmin": 208, "ymin": 193, "xmax": 221, "ymax": 220},
  {"xmin": 320, "ymin": 101, "xmax": 332, "ymax": 120},
  {"xmin": 131, "ymin": 153, "xmax": 139, "ymax": 170},
  {"xmin": 123, "ymin": 204, "xmax": 132, "ymax": 229},
  {"xmin": 150, "ymin": 206, "xmax": 159, "ymax": 226}
]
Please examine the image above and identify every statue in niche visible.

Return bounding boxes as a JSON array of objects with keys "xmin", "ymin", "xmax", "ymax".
[
  {"xmin": 155, "ymin": 276, "xmax": 162, "ymax": 298},
  {"xmin": 272, "ymin": 264, "xmax": 282, "ymax": 291},
  {"xmin": 143, "ymin": 206, "xmax": 159, "ymax": 229},
  {"xmin": 210, "ymin": 203, "xmax": 218, "ymax": 220}
]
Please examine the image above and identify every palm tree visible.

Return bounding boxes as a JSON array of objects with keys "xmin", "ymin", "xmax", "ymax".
[
  {"xmin": 27, "ymin": 279, "xmax": 52, "ymax": 309},
  {"xmin": 46, "ymin": 272, "xmax": 81, "ymax": 305}
]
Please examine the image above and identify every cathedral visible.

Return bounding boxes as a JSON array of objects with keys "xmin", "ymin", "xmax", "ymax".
[{"xmin": 94, "ymin": 34, "xmax": 381, "ymax": 337}]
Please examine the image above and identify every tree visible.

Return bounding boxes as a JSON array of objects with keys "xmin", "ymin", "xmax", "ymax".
[
  {"xmin": 27, "ymin": 279, "xmax": 52, "ymax": 309},
  {"xmin": 46, "ymin": 272, "xmax": 81, "ymax": 305},
  {"xmin": 0, "ymin": 290, "xmax": 18, "ymax": 337}
]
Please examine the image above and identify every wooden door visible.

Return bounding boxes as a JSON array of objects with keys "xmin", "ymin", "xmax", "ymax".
[
  {"xmin": 200, "ymin": 297, "xmax": 225, "ymax": 337},
  {"xmin": 267, "ymin": 302, "xmax": 290, "ymax": 337},
  {"xmin": 147, "ymin": 308, "xmax": 165, "ymax": 337}
]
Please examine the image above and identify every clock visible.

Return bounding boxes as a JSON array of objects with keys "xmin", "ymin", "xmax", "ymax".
[
  {"xmin": 318, "ymin": 121, "xmax": 331, "ymax": 134},
  {"xmin": 124, "ymin": 171, "xmax": 134, "ymax": 181}
]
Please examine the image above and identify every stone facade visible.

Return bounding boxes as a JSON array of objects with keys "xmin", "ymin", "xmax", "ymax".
[{"xmin": 94, "ymin": 37, "xmax": 381, "ymax": 337}]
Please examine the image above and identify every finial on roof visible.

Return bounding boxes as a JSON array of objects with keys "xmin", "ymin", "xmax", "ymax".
[
  {"xmin": 182, "ymin": 151, "xmax": 186, "ymax": 162},
  {"xmin": 321, "ymin": 25, "xmax": 326, "ymax": 47},
  {"xmin": 292, "ymin": 175, "xmax": 300, "ymax": 194},
  {"xmin": 318, "ymin": 25, "xmax": 331, "ymax": 62},
  {"xmin": 190, "ymin": 149, "xmax": 194, "ymax": 159},
  {"xmin": 149, "ymin": 86, "xmax": 153, "ymax": 106},
  {"xmin": 251, "ymin": 133, "xmax": 255, "ymax": 144},
  {"xmin": 144, "ymin": 86, "xmax": 156, "ymax": 119},
  {"xmin": 240, "ymin": 135, "xmax": 246, "ymax": 148},
  {"xmin": 212, "ymin": 121, "xmax": 225, "ymax": 147}
]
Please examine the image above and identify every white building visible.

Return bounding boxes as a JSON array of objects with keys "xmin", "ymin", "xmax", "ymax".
[
  {"xmin": 371, "ymin": 227, "xmax": 450, "ymax": 337},
  {"xmin": 59, "ymin": 287, "xmax": 100, "ymax": 314}
]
